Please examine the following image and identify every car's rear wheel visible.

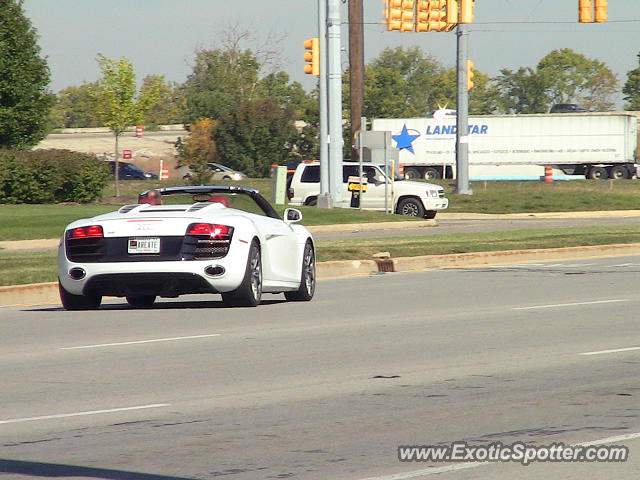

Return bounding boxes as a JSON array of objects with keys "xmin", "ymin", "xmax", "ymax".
[
  {"xmin": 126, "ymin": 295, "xmax": 156, "ymax": 308},
  {"xmin": 59, "ymin": 281, "xmax": 101, "ymax": 311},
  {"xmin": 222, "ymin": 240, "xmax": 262, "ymax": 307},
  {"xmin": 285, "ymin": 240, "xmax": 315, "ymax": 302}
]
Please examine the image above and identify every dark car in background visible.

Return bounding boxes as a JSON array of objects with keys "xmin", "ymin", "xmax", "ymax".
[
  {"xmin": 549, "ymin": 103, "xmax": 590, "ymax": 113},
  {"xmin": 108, "ymin": 161, "xmax": 158, "ymax": 180}
]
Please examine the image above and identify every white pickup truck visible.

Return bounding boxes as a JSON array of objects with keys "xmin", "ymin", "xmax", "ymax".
[{"xmin": 287, "ymin": 162, "xmax": 448, "ymax": 219}]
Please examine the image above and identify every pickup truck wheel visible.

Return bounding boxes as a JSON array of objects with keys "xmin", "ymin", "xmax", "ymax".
[
  {"xmin": 397, "ymin": 197, "xmax": 425, "ymax": 217},
  {"xmin": 404, "ymin": 168, "xmax": 420, "ymax": 180},
  {"xmin": 305, "ymin": 196, "xmax": 318, "ymax": 206},
  {"xmin": 424, "ymin": 210, "xmax": 437, "ymax": 219},
  {"xmin": 423, "ymin": 168, "xmax": 441, "ymax": 180}
]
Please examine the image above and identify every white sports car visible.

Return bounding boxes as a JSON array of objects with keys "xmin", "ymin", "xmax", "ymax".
[{"xmin": 58, "ymin": 186, "xmax": 315, "ymax": 309}]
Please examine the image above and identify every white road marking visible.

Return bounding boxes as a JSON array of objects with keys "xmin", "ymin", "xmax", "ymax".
[
  {"xmin": 580, "ymin": 346, "xmax": 640, "ymax": 356},
  {"xmin": 513, "ymin": 299, "xmax": 628, "ymax": 310},
  {"xmin": 0, "ymin": 404, "xmax": 170, "ymax": 425},
  {"xmin": 60, "ymin": 333, "xmax": 221, "ymax": 350},
  {"xmin": 357, "ymin": 431, "xmax": 640, "ymax": 480}
]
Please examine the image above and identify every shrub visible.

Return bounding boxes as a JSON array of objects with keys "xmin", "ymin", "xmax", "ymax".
[{"xmin": 0, "ymin": 149, "xmax": 109, "ymax": 204}]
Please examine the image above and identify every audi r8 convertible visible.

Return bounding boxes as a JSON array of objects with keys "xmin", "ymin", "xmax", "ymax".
[{"xmin": 58, "ymin": 186, "xmax": 315, "ymax": 309}]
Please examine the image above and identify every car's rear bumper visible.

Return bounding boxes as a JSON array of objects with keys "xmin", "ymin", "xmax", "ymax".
[{"xmin": 58, "ymin": 245, "xmax": 249, "ymax": 297}]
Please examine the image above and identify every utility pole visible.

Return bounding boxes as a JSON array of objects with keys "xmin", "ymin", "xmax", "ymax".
[
  {"xmin": 455, "ymin": 22, "xmax": 472, "ymax": 195},
  {"xmin": 348, "ymin": 0, "xmax": 365, "ymax": 161},
  {"xmin": 317, "ymin": 0, "xmax": 331, "ymax": 208},
  {"xmin": 327, "ymin": 0, "xmax": 343, "ymax": 204}
]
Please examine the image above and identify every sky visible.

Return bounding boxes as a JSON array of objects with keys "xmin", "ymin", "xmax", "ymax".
[{"xmin": 22, "ymin": 0, "xmax": 640, "ymax": 106}]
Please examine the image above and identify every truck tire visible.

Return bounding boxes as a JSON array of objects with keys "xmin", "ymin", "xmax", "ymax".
[
  {"xmin": 587, "ymin": 166, "xmax": 608, "ymax": 179},
  {"xmin": 423, "ymin": 168, "xmax": 441, "ymax": 180},
  {"xmin": 397, "ymin": 197, "xmax": 425, "ymax": 217},
  {"xmin": 404, "ymin": 168, "xmax": 420, "ymax": 180},
  {"xmin": 305, "ymin": 196, "xmax": 318, "ymax": 206},
  {"xmin": 608, "ymin": 165, "xmax": 629, "ymax": 179}
]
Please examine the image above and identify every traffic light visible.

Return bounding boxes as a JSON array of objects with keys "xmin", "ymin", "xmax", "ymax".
[
  {"xmin": 416, "ymin": 0, "xmax": 447, "ymax": 32},
  {"xmin": 386, "ymin": 0, "xmax": 415, "ymax": 32},
  {"xmin": 595, "ymin": 0, "xmax": 607, "ymax": 22},
  {"xmin": 579, "ymin": 0, "xmax": 607, "ymax": 23},
  {"xmin": 303, "ymin": 38, "xmax": 319, "ymax": 77},
  {"xmin": 467, "ymin": 60, "xmax": 474, "ymax": 91},
  {"xmin": 460, "ymin": 0, "xmax": 474, "ymax": 24},
  {"xmin": 579, "ymin": 0, "xmax": 593, "ymax": 22}
]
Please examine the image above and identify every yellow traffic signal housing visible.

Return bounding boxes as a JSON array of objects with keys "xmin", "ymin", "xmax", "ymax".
[
  {"xmin": 416, "ymin": 0, "xmax": 448, "ymax": 32},
  {"xmin": 303, "ymin": 38, "xmax": 320, "ymax": 77},
  {"xmin": 594, "ymin": 0, "xmax": 607, "ymax": 22},
  {"xmin": 446, "ymin": 0, "xmax": 458, "ymax": 24},
  {"xmin": 460, "ymin": 0, "xmax": 474, "ymax": 24},
  {"xmin": 387, "ymin": 0, "xmax": 415, "ymax": 32},
  {"xmin": 579, "ymin": 0, "xmax": 593, "ymax": 22},
  {"xmin": 467, "ymin": 60, "xmax": 474, "ymax": 91},
  {"xmin": 579, "ymin": 0, "xmax": 607, "ymax": 23}
]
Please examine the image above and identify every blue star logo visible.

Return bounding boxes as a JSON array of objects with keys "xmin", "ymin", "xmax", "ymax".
[{"xmin": 392, "ymin": 124, "xmax": 420, "ymax": 154}]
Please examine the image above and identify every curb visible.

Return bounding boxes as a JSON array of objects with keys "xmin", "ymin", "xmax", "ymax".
[{"xmin": 4, "ymin": 243, "xmax": 640, "ymax": 308}]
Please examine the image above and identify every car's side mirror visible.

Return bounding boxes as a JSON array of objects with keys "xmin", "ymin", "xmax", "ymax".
[{"xmin": 284, "ymin": 208, "xmax": 302, "ymax": 224}]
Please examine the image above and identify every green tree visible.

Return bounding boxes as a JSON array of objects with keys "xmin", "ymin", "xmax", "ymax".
[
  {"xmin": 94, "ymin": 54, "xmax": 163, "ymax": 196},
  {"xmin": 182, "ymin": 47, "xmax": 261, "ymax": 123},
  {"xmin": 141, "ymin": 75, "xmax": 185, "ymax": 127},
  {"xmin": 48, "ymin": 82, "xmax": 102, "ymax": 129},
  {"xmin": 0, "ymin": 0, "xmax": 53, "ymax": 148},
  {"xmin": 360, "ymin": 46, "xmax": 448, "ymax": 118},
  {"xmin": 494, "ymin": 67, "xmax": 549, "ymax": 114},
  {"xmin": 537, "ymin": 48, "xmax": 617, "ymax": 111},
  {"xmin": 175, "ymin": 118, "xmax": 219, "ymax": 185},
  {"xmin": 623, "ymin": 52, "xmax": 640, "ymax": 111},
  {"xmin": 495, "ymin": 49, "xmax": 617, "ymax": 113},
  {"xmin": 214, "ymin": 97, "xmax": 298, "ymax": 177}
]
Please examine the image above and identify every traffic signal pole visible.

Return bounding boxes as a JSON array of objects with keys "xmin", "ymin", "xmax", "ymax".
[
  {"xmin": 455, "ymin": 22, "xmax": 472, "ymax": 195},
  {"xmin": 317, "ymin": 0, "xmax": 331, "ymax": 207},
  {"xmin": 327, "ymin": 0, "xmax": 344, "ymax": 205}
]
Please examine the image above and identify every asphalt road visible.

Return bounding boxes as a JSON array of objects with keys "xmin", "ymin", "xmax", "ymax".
[
  {"xmin": 314, "ymin": 215, "xmax": 640, "ymax": 240},
  {"xmin": 1, "ymin": 256, "xmax": 640, "ymax": 479}
]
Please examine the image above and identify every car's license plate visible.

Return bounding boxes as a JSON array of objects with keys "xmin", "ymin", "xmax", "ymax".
[{"xmin": 128, "ymin": 237, "xmax": 160, "ymax": 254}]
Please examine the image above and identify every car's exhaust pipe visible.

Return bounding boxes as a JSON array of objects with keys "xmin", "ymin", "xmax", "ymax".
[
  {"xmin": 69, "ymin": 267, "xmax": 86, "ymax": 280},
  {"xmin": 205, "ymin": 265, "xmax": 225, "ymax": 276}
]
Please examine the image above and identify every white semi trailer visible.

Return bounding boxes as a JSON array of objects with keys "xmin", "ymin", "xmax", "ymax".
[{"xmin": 371, "ymin": 113, "xmax": 638, "ymax": 181}]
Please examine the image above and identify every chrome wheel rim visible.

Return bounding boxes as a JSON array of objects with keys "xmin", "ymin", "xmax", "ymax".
[
  {"xmin": 402, "ymin": 203, "xmax": 419, "ymax": 216},
  {"xmin": 303, "ymin": 246, "xmax": 315, "ymax": 294},
  {"xmin": 250, "ymin": 248, "xmax": 262, "ymax": 300}
]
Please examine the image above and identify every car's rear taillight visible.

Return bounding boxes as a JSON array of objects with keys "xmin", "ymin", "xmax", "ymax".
[
  {"xmin": 69, "ymin": 225, "xmax": 104, "ymax": 238},
  {"xmin": 66, "ymin": 225, "xmax": 105, "ymax": 262},
  {"xmin": 287, "ymin": 188, "xmax": 294, "ymax": 200},
  {"xmin": 185, "ymin": 223, "xmax": 234, "ymax": 259}
]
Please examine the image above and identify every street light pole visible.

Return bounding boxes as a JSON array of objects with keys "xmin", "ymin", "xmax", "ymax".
[
  {"xmin": 455, "ymin": 23, "xmax": 472, "ymax": 195},
  {"xmin": 317, "ymin": 0, "xmax": 331, "ymax": 208},
  {"xmin": 327, "ymin": 0, "xmax": 344, "ymax": 204}
]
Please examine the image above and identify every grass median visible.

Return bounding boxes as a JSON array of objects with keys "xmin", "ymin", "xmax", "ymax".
[
  {"xmin": 2, "ymin": 178, "xmax": 640, "ymax": 241},
  {"xmin": 3, "ymin": 225, "xmax": 640, "ymax": 287}
]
